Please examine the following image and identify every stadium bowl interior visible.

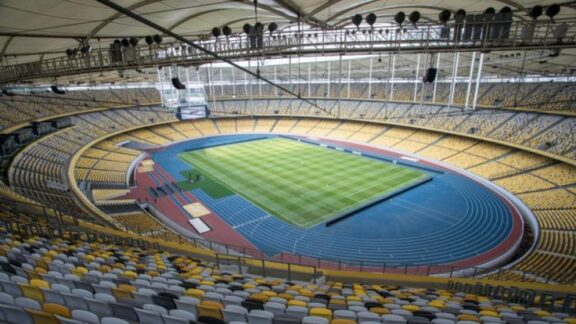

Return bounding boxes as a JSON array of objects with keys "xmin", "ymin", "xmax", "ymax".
[{"xmin": 0, "ymin": 0, "xmax": 575, "ymax": 322}]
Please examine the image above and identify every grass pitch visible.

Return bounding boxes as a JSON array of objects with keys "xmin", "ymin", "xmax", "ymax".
[{"xmin": 179, "ymin": 138, "xmax": 428, "ymax": 228}]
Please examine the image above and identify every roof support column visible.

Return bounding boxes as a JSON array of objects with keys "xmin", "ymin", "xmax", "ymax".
[
  {"xmin": 432, "ymin": 53, "xmax": 440, "ymax": 103},
  {"xmin": 289, "ymin": 56, "xmax": 292, "ymax": 117},
  {"xmin": 248, "ymin": 60, "xmax": 253, "ymax": 116},
  {"xmin": 413, "ymin": 53, "xmax": 421, "ymax": 102},
  {"xmin": 308, "ymin": 63, "xmax": 311, "ymax": 97},
  {"xmin": 273, "ymin": 65, "xmax": 276, "ymax": 97},
  {"xmin": 448, "ymin": 52, "xmax": 460, "ymax": 108},
  {"xmin": 472, "ymin": 52, "xmax": 485, "ymax": 110},
  {"xmin": 390, "ymin": 54, "xmax": 396, "ymax": 100},
  {"xmin": 368, "ymin": 56, "xmax": 373, "ymax": 100},
  {"xmin": 232, "ymin": 67, "xmax": 236, "ymax": 98},
  {"xmin": 347, "ymin": 59, "xmax": 351, "ymax": 99},
  {"xmin": 338, "ymin": 54, "xmax": 342, "ymax": 118},
  {"xmin": 465, "ymin": 52, "xmax": 477, "ymax": 109},
  {"xmin": 327, "ymin": 60, "xmax": 331, "ymax": 98},
  {"xmin": 220, "ymin": 67, "xmax": 225, "ymax": 97}
]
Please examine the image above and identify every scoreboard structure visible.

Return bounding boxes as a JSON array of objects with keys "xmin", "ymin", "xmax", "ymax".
[{"xmin": 158, "ymin": 65, "xmax": 208, "ymax": 120}]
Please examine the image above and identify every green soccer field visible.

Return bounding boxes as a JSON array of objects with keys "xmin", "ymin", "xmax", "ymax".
[{"xmin": 179, "ymin": 138, "xmax": 428, "ymax": 228}]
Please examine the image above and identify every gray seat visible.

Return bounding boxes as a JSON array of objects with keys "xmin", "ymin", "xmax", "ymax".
[
  {"xmin": 204, "ymin": 292, "xmax": 224, "ymax": 303},
  {"xmin": 174, "ymin": 296, "xmax": 200, "ymax": 317},
  {"xmin": 62, "ymin": 292, "xmax": 90, "ymax": 310},
  {"xmin": 0, "ymin": 304, "xmax": 34, "ymax": 324},
  {"xmin": 392, "ymin": 309, "xmax": 414, "ymax": 319},
  {"xmin": 72, "ymin": 309, "xmax": 100, "ymax": 324},
  {"xmin": 383, "ymin": 314, "xmax": 408, "ymax": 324},
  {"xmin": 264, "ymin": 301, "xmax": 286, "ymax": 315},
  {"xmin": 0, "ymin": 292, "xmax": 14, "ymax": 305},
  {"xmin": 55, "ymin": 315, "xmax": 85, "ymax": 324},
  {"xmin": 136, "ymin": 308, "xmax": 164, "ymax": 324},
  {"xmin": 408, "ymin": 316, "xmax": 431, "ymax": 324},
  {"xmin": 357, "ymin": 311, "xmax": 381, "ymax": 323},
  {"xmin": 133, "ymin": 289, "xmax": 156, "ymax": 306},
  {"xmin": 302, "ymin": 316, "xmax": 330, "ymax": 324},
  {"xmin": 14, "ymin": 297, "xmax": 41, "ymax": 310},
  {"xmin": 348, "ymin": 305, "xmax": 368, "ymax": 313},
  {"xmin": 143, "ymin": 303, "xmax": 168, "ymax": 315},
  {"xmin": 269, "ymin": 297, "xmax": 287, "ymax": 305},
  {"xmin": 72, "ymin": 288, "xmax": 93, "ymax": 298},
  {"xmin": 480, "ymin": 316, "xmax": 505, "ymax": 323},
  {"xmin": 223, "ymin": 305, "xmax": 249, "ymax": 323},
  {"xmin": 274, "ymin": 313, "xmax": 301, "ymax": 324},
  {"xmin": 95, "ymin": 293, "xmax": 116, "ymax": 303},
  {"xmin": 101, "ymin": 318, "xmax": 130, "ymax": 324},
  {"xmin": 41, "ymin": 288, "xmax": 65, "ymax": 305},
  {"xmin": 169, "ymin": 309, "xmax": 197, "ymax": 321},
  {"xmin": 334, "ymin": 309, "xmax": 357, "ymax": 320},
  {"xmin": 163, "ymin": 314, "xmax": 191, "ymax": 324},
  {"xmin": 86, "ymin": 297, "xmax": 114, "ymax": 317},
  {"xmin": 0, "ymin": 280, "xmax": 22, "ymax": 297},
  {"xmin": 435, "ymin": 313, "xmax": 457, "ymax": 320},
  {"xmin": 110, "ymin": 302, "xmax": 139, "ymax": 322},
  {"xmin": 432, "ymin": 318, "xmax": 455, "ymax": 324},
  {"xmin": 286, "ymin": 305, "xmax": 308, "ymax": 319},
  {"xmin": 248, "ymin": 309, "xmax": 275, "ymax": 324},
  {"xmin": 224, "ymin": 295, "xmax": 244, "ymax": 306}
]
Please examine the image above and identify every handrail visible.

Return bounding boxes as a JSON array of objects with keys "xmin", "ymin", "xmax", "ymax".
[{"xmin": 2, "ymin": 19, "xmax": 576, "ymax": 83}]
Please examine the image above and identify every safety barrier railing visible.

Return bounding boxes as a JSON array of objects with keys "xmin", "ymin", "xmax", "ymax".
[{"xmin": 1, "ymin": 190, "xmax": 574, "ymax": 285}]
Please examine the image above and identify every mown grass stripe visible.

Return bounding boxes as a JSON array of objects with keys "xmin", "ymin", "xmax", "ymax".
[{"xmin": 180, "ymin": 138, "xmax": 426, "ymax": 228}]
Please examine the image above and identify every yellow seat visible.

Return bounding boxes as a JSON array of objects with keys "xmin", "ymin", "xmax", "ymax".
[
  {"xmin": 112, "ymin": 286, "xmax": 134, "ymax": 300},
  {"xmin": 310, "ymin": 308, "xmax": 332, "ymax": 320},
  {"xmin": 278, "ymin": 293, "xmax": 294, "ymax": 300},
  {"xmin": 43, "ymin": 303, "xmax": 71, "ymax": 318},
  {"xmin": 429, "ymin": 301, "xmax": 445, "ymax": 308},
  {"xmin": 186, "ymin": 288, "xmax": 205, "ymax": 299},
  {"xmin": 30, "ymin": 279, "xmax": 49, "ymax": 289},
  {"xmin": 288, "ymin": 300, "xmax": 307, "ymax": 307},
  {"xmin": 510, "ymin": 305, "xmax": 525, "ymax": 311},
  {"xmin": 261, "ymin": 290, "xmax": 277, "ymax": 297},
  {"xmin": 249, "ymin": 294, "xmax": 269, "ymax": 303},
  {"xmin": 26, "ymin": 309, "xmax": 59, "ymax": 324},
  {"xmin": 458, "ymin": 314, "xmax": 480, "ymax": 322},
  {"xmin": 198, "ymin": 301, "xmax": 223, "ymax": 320},
  {"xmin": 72, "ymin": 267, "xmax": 88, "ymax": 277},
  {"xmin": 480, "ymin": 310, "xmax": 500, "ymax": 317},
  {"xmin": 346, "ymin": 295, "xmax": 361, "ymax": 302},
  {"xmin": 329, "ymin": 299, "xmax": 347, "ymax": 306},
  {"xmin": 331, "ymin": 320, "xmax": 355, "ymax": 324},
  {"xmin": 563, "ymin": 318, "xmax": 576, "ymax": 324},
  {"xmin": 299, "ymin": 290, "xmax": 314, "ymax": 298},
  {"xmin": 200, "ymin": 280, "xmax": 215, "ymax": 286},
  {"xmin": 19, "ymin": 284, "xmax": 44, "ymax": 302},
  {"xmin": 402, "ymin": 305, "xmax": 421, "ymax": 312},
  {"xmin": 121, "ymin": 271, "xmax": 137, "ymax": 280},
  {"xmin": 370, "ymin": 307, "xmax": 390, "ymax": 315},
  {"xmin": 534, "ymin": 310, "xmax": 551, "ymax": 317}
]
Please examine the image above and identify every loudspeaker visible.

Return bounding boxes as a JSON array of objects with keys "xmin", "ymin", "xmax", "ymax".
[
  {"xmin": 171, "ymin": 77, "xmax": 186, "ymax": 90},
  {"xmin": 423, "ymin": 68, "xmax": 437, "ymax": 83},
  {"xmin": 51, "ymin": 85, "xmax": 66, "ymax": 95}
]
